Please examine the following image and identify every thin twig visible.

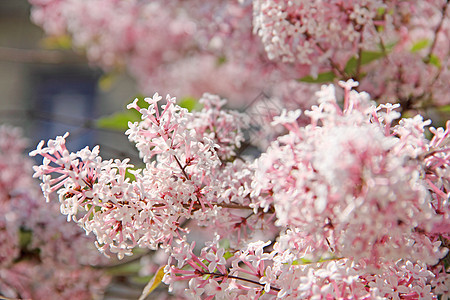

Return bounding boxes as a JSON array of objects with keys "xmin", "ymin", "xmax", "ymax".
[
  {"xmin": 205, "ymin": 271, "xmax": 281, "ymax": 292},
  {"xmin": 425, "ymin": 0, "xmax": 449, "ymax": 62},
  {"xmin": 316, "ymin": 43, "xmax": 347, "ymax": 78},
  {"xmin": 173, "ymin": 155, "xmax": 190, "ymax": 180}
]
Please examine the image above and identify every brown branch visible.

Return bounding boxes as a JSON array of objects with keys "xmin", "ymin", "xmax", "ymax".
[
  {"xmin": 205, "ymin": 271, "xmax": 281, "ymax": 292},
  {"xmin": 425, "ymin": 0, "xmax": 449, "ymax": 62},
  {"xmin": 153, "ymin": 201, "xmax": 275, "ymax": 214},
  {"xmin": 315, "ymin": 43, "xmax": 346, "ymax": 78},
  {"xmin": 173, "ymin": 155, "xmax": 190, "ymax": 180},
  {"xmin": 355, "ymin": 30, "xmax": 364, "ymax": 81}
]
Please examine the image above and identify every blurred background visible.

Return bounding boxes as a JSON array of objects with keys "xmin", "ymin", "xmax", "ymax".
[
  {"xmin": 0, "ymin": 0, "xmax": 140, "ymax": 162},
  {"xmin": 0, "ymin": 3, "xmax": 149, "ymax": 298}
]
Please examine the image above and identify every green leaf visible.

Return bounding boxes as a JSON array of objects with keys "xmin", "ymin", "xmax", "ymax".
[
  {"xmin": 344, "ymin": 58, "xmax": 358, "ymax": 74},
  {"xmin": 411, "ymin": 39, "xmax": 430, "ymax": 53},
  {"xmin": 132, "ymin": 275, "xmax": 153, "ymax": 284},
  {"xmin": 298, "ymin": 71, "xmax": 336, "ymax": 83},
  {"xmin": 41, "ymin": 34, "xmax": 72, "ymax": 50},
  {"xmin": 96, "ymin": 95, "xmax": 160, "ymax": 131},
  {"xmin": 0, "ymin": 294, "xmax": 23, "ymax": 300},
  {"xmin": 179, "ymin": 97, "xmax": 202, "ymax": 111},
  {"xmin": 376, "ymin": 41, "xmax": 397, "ymax": 53},
  {"xmin": 344, "ymin": 51, "xmax": 385, "ymax": 75},
  {"xmin": 438, "ymin": 105, "xmax": 450, "ymax": 113},
  {"xmin": 105, "ymin": 260, "xmax": 142, "ymax": 276},
  {"xmin": 216, "ymin": 55, "xmax": 227, "ymax": 66},
  {"xmin": 19, "ymin": 228, "xmax": 33, "ymax": 249},
  {"xmin": 98, "ymin": 73, "xmax": 117, "ymax": 91},
  {"xmin": 360, "ymin": 51, "xmax": 385, "ymax": 65},
  {"xmin": 376, "ymin": 7, "xmax": 386, "ymax": 16},
  {"xmin": 376, "ymin": 25, "xmax": 385, "ymax": 32},
  {"xmin": 125, "ymin": 168, "xmax": 137, "ymax": 181},
  {"xmin": 219, "ymin": 238, "xmax": 230, "ymax": 249},
  {"xmin": 223, "ymin": 251, "xmax": 234, "ymax": 260},
  {"xmin": 124, "ymin": 166, "xmax": 144, "ymax": 181},
  {"xmin": 131, "ymin": 95, "xmax": 148, "ymax": 108},
  {"xmin": 139, "ymin": 265, "xmax": 166, "ymax": 300},
  {"xmin": 292, "ymin": 258, "xmax": 312, "ymax": 265},
  {"xmin": 428, "ymin": 54, "xmax": 441, "ymax": 68},
  {"xmin": 96, "ymin": 111, "xmax": 141, "ymax": 131},
  {"xmin": 291, "ymin": 255, "xmax": 343, "ymax": 265}
]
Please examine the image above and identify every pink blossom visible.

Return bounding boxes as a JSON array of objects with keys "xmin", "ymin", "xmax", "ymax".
[
  {"xmin": 0, "ymin": 126, "xmax": 109, "ymax": 298},
  {"xmin": 30, "ymin": 83, "xmax": 449, "ymax": 298}
]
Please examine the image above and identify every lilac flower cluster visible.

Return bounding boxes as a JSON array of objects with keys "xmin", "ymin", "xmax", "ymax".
[
  {"xmin": 30, "ymin": 93, "xmax": 257, "ymax": 260},
  {"xmin": 31, "ymin": 81, "xmax": 449, "ymax": 298},
  {"xmin": 29, "ymin": 0, "xmax": 449, "ymax": 110},
  {"xmin": 0, "ymin": 126, "xmax": 109, "ymax": 299},
  {"xmin": 252, "ymin": 81, "xmax": 448, "ymax": 266},
  {"xmin": 21, "ymin": 0, "xmax": 450, "ymax": 298}
]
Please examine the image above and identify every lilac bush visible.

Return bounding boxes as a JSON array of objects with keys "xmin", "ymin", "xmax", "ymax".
[
  {"xmin": 7, "ymin": 0, "xmax": 449, "ymax": 298},
  {"xmin": 0, "ymin": 126, "xmax": 110, "ymax": 299},
  {"xmin": 30, "ymin": 81, "xmax": 449, "ymax": 299},
  {"xmin": 28, "ymin": 0, "xmax": 449, "ymax": 109}
]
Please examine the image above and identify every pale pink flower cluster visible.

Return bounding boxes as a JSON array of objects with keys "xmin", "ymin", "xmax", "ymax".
[
  {"xmin": 29, "ymin": 0, "xmax": 449, "ymax": 112},
  {"xmin": 0, "ymin": 126, "xmax": 109, "ymax": 299},
  {"xmin": 165, "ymin": 238, "xmax": 441, "ymax": 299},
  {"xmin": 359, "ymin": 0, "xmax": 450, "ymax": 107},
  {"xmin": 27, "ymin": 0, "xmax": 317, "ymax": 108},
  {"xmin": 28, "ymin": 0, "xmax": 281, "ymax": 103},
  {"xmin": 30, "ymin": 0, "xmax": 196, "ymax": 70},
  {"xmin": 254, "ymin": 0, "xmax": 449, "ymax": 106},
  {"xmin": 30, "ymin": 93, "xmax": 261, "ymax": 260},
  {"xmin": 251, "ymin": 81, "xmax": 449, "ymax": 267},
  {"xmin": 253, "ymin": 0, "xmax": 383, "ymax": 66},
  {"xmin": 0, "ymin": 126, "xmax": 28, "ymax": 269},
  {"xmin": 31, "ymin": 82, "xmax": 449, "ymax": 298},
  {"xmin": 162, "ymin": 82, "xmax": 449, "ymax": 298}
]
